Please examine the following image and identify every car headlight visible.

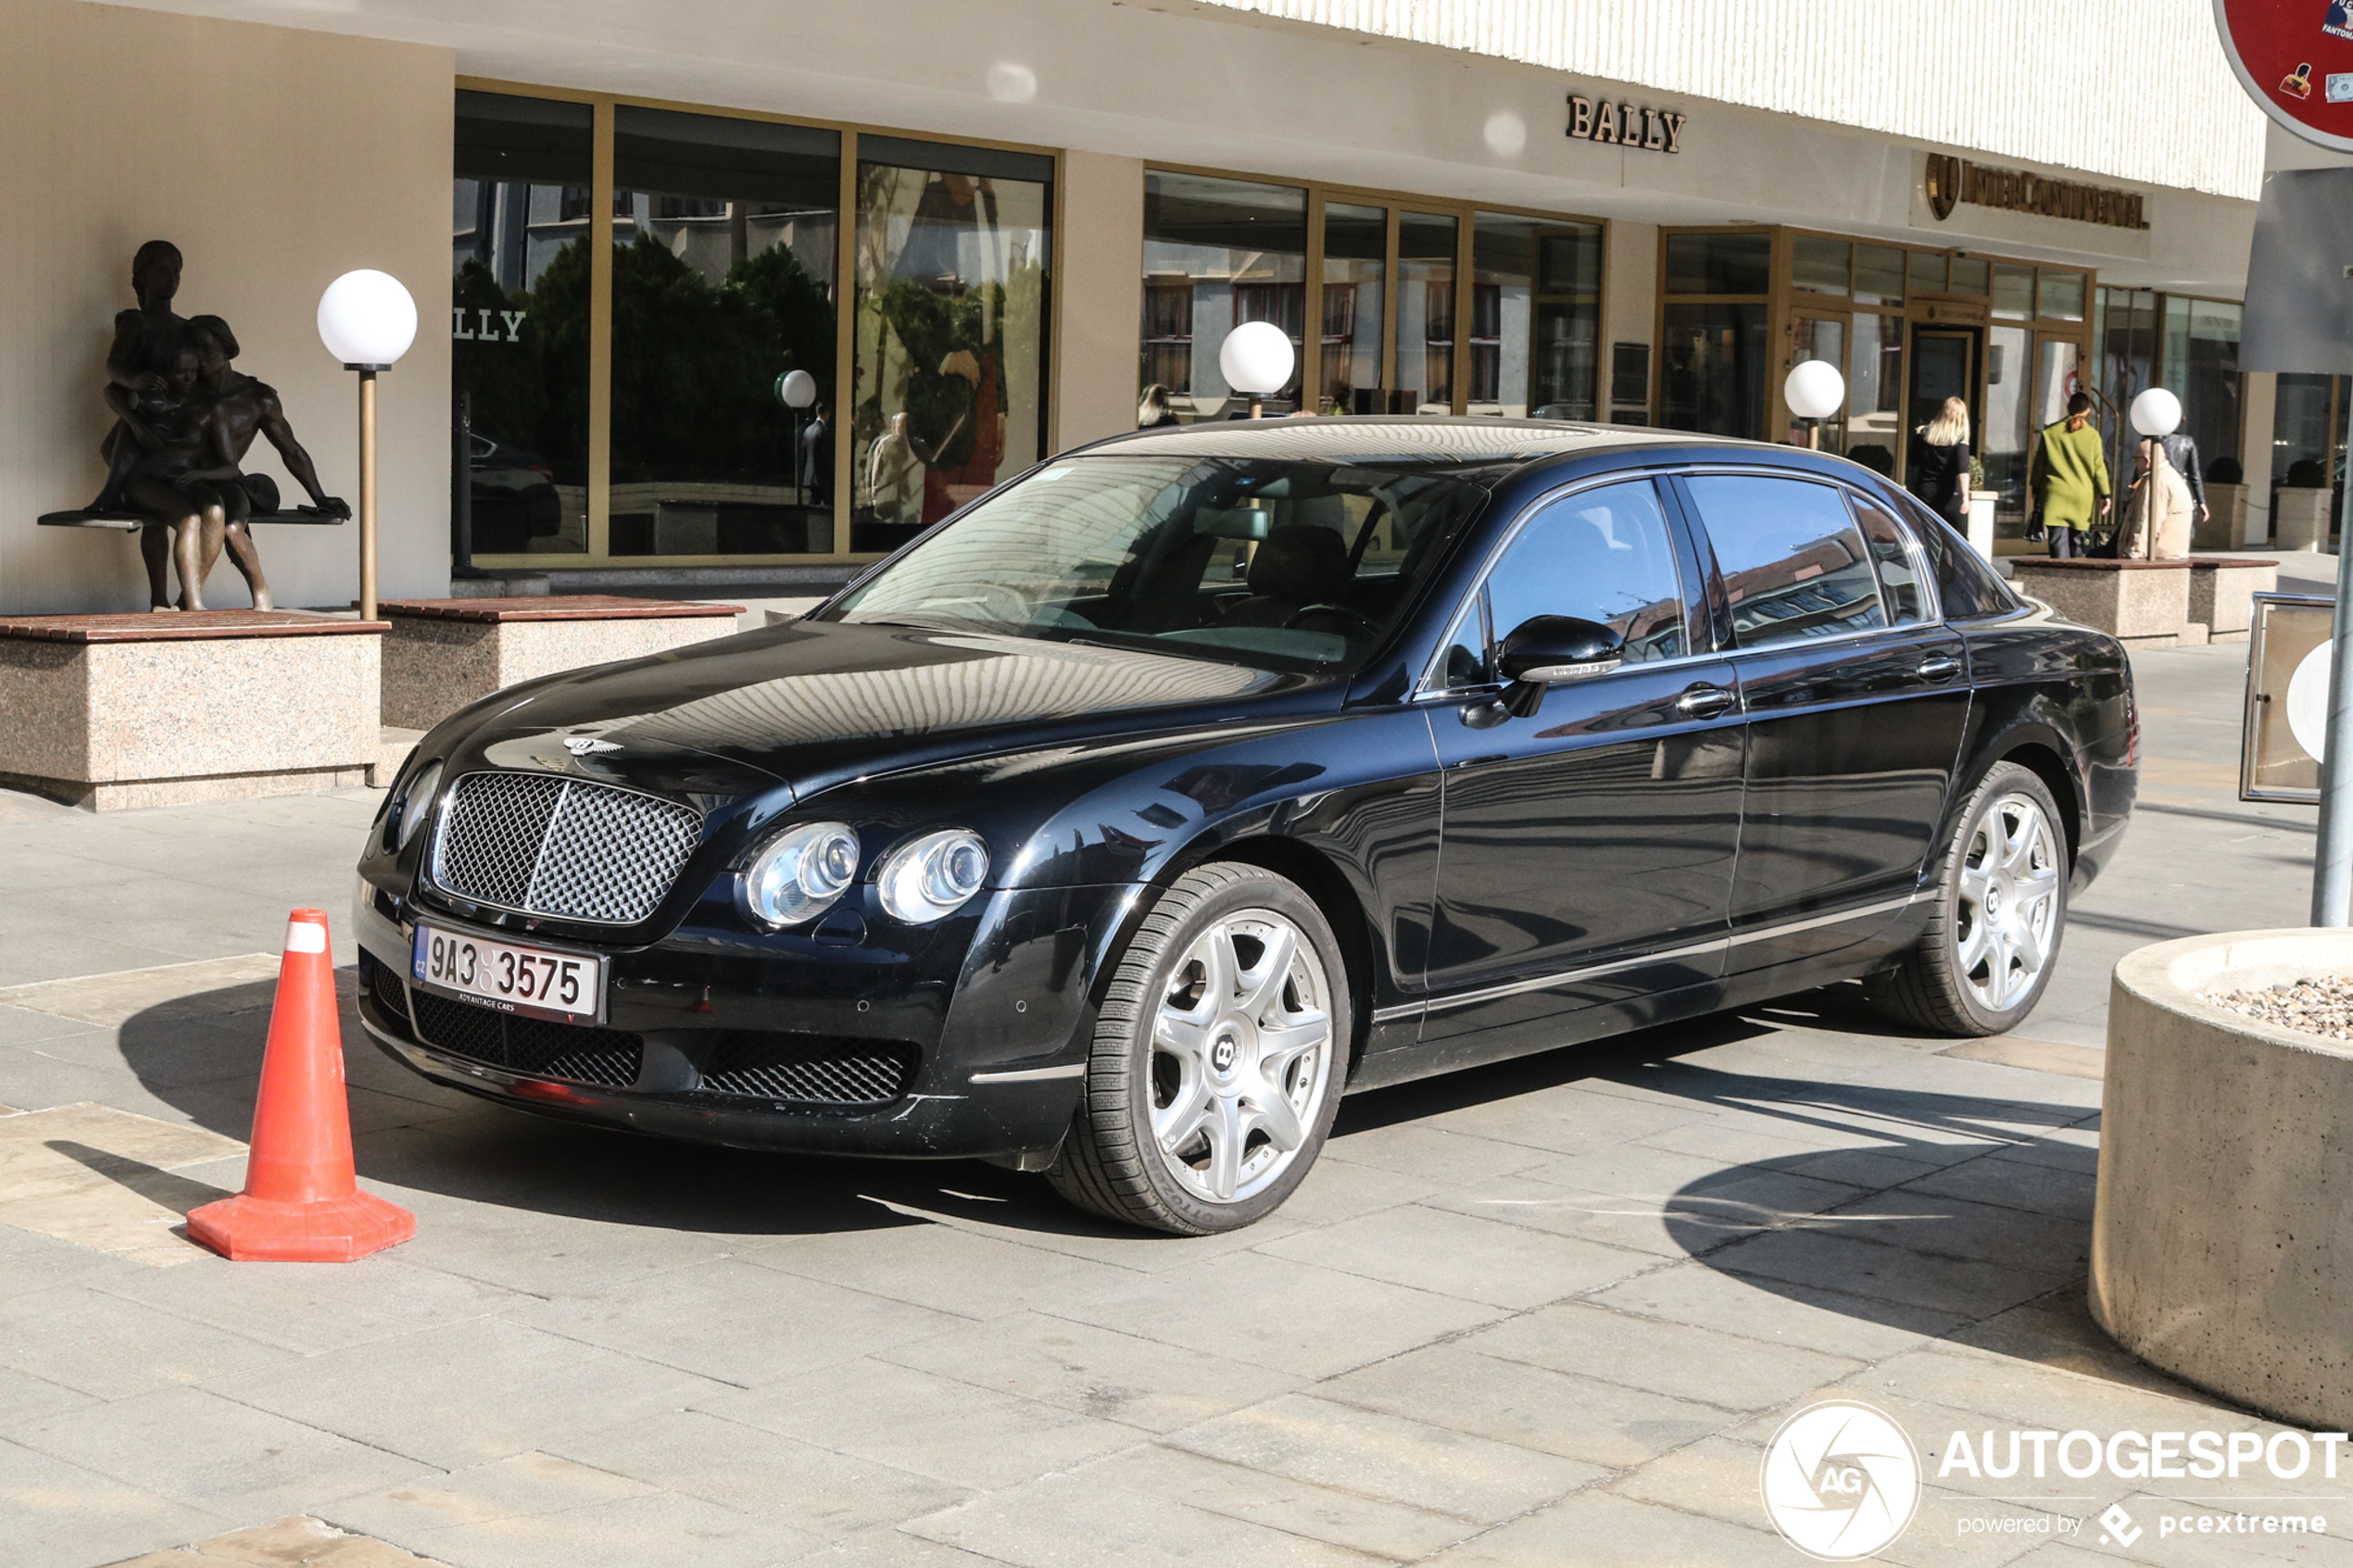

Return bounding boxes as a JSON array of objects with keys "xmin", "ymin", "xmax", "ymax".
[
  {"xmin": 876, "ymin": 829, "xmax": 990, "ymax": 923},
  {"xmin": 394, "ymin": 759, "xmax": 443, "ymax": 851},
  {"xmin": 741, "ymin": 821, "xmax": 862, "ymax": 928}
]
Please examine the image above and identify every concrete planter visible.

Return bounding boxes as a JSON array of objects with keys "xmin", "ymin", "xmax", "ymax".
[
  {"xmin": 381, "ymin": 595, "xmax": 742, "ymax": 732},
  {"xmin": 2007, "ymin": 558, "xmax": 2193, "ymax": 646},
  {"xmin": 2195, "ymin": 482, "xmax": 2249, "ymax": 550},
  {"xmin": 2184, "ymin": 557, "xmax": 2279, "ymax": 642},
  {"xmin": 2276, "ymin": 486, "xmax": 2334, "ymax": 553},
  {"xmin": 2093, "ymin": 930, "xmax": 2353, "ymax": 1430}
]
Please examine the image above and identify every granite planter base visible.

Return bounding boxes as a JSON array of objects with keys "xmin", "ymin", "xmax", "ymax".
[
  {"xmin": 2007, "ymin": 558, "xmax": 2192, "ymax": 645},
  {"xmin": 2185, "ymin": 557, "xmax": 2278, "ymax": 642},
  {"xmin": 2194, "ymin": 483, "xmax": 2249, "ymax": 550},
  {"xmin": 2094, "ymin": 930, "xmax": 2353, "ymax": 1431},
  {"xmin": 0, "ymin": 610, "xmax": 384, "ymax": 810},
  {"xmin": 381, "ymin": 596, "xmax": 743, "ymax": 732},
  {"xmin": 2276, "ymin": 487, "xmax": 2334, "ymax": 553}
]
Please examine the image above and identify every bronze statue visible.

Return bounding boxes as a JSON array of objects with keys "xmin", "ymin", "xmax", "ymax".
[
  {"xmin": 93, "ymin": 240, "xmax": 189, "ymax": 513},
  {"xmin": 179, "ymin": 316, "xmax": 347, "ymax": 611},
  {"xmin": 112, "ymin": 345, "xmax": 238, "ymax": 609}
]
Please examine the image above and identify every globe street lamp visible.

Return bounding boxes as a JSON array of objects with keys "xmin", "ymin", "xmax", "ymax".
[
  {"xmin": 1783, "ymin": 360, "xmax": 1845, "ymax": 450},
  {"xmin": 2129, "ymin": 386, "xmax": 2182, "ymax": 439},
  {"xmin": 1219, "ymin": 320, "xmax": 1295, "ymax": 420},
  {"xmin": 317, "ymin": 270, "xmax": 418, "ymax": 621},
  {"xmin": 776, "ymin": 369, "xmax": 816, "ymax": 508}
]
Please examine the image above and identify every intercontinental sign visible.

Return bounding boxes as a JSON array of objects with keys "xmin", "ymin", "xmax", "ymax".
[{"xmin": 1925, "ymin": 152, "xmax": 2149, "ymax": 231}]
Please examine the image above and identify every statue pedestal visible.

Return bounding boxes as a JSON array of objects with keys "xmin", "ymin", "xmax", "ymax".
[
  {"xmin": 380, "ymin": 596, "xmax": 741, "ymax": 732},
  {"xmin": 0, "ymin": 610, "xmax": 384, "ymax": 809}
]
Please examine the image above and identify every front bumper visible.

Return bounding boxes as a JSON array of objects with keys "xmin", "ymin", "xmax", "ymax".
[{"xmin": 352, "ymin": 873, "xmax": 1140, "ymax": 1160}]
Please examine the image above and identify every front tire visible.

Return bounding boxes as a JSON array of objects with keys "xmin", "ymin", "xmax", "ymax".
[
  {"xmin": 1048, "ymin": 862, "xmax": 1348, "ymax": 1235},
  {"xmin": 1871, "ymin": 761, "xmax": 2068, "ymax": 1036}
]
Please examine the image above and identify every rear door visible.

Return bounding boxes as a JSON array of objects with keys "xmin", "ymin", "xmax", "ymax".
[
  {"xmin": 1422, "ymin": 476, "xmax": 1744, "ymax": 1049},
  {"xmin": 1675, "ymin": 473, "xmax": 1970, "ymax": 973}
]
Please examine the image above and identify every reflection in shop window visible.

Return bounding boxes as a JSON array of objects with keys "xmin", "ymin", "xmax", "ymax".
[
  {"xmin": 1661, "ymin": 303, "xmax": 1767, "ymax": 438},
  {"xmin": 2162, "ymin": 297, "xmax": 2242, "ymax": 479},
  {"xmin": 1789, "ymin": 319, "xmax": 1846, "ymax": 452},
  {"xmin": 1468, "ymin": 214, "xmax": 1599, "ymax": 420},
  {"xmin": 1792, "ymin": 235, "xmax": 1851, "ymax": 297},
  {"xmin": 1321, "ymin": 202, "xmax": 1385, "ymax": 414},
  {"xmin": 1984, "ymin": 324, "xmax": 2031, "ymax": 521},
  {"xmin": 1845, "ymin": 315, "xmax": 1904, "ymax": 477},
  {"xmin": 452, "ymin": 90, "xmax": 596, "ymax": 558},
  {"xmin": 1854, "ymin": 245, "xmax": 1905, "ymax": 308},
  {"xmin": 1139, "ymin": 172, "xmax": 1306, "ymax": 421},
  {"xmin": 852, "ymin": 138, "xmax": 1052, "ymax": 554},
  {"xmin": 1400, "ymin": 211, "xmax": 1458, "ymax": 413},
  {"xmin": 610, "ymin": 106, "xmax": 840, "ymax": 558},
  {"xmin": 1665, "ymin": 232, "xmax": 1769, "ymax": 295}
]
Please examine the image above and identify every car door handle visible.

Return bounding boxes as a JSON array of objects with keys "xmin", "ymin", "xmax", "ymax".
[
  {"xmin": 1917, "ymin": 655, "xmax": 1962, "ymax": 684},
  {"xmin": 1677, "ymin": 684, "xmax": 1736, "ymax": 720}
]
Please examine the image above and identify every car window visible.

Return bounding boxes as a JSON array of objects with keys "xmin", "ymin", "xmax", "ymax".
[
  {"xmin": 1482, "ymin": 480, "xmax": 1688, "ymax": 666},
  {"xmin": 1684, "ymin": 475, "xmax": 1889, "ymax": 647},
  {"xmin": 1846, "ymin": 494, "xmax": 1928, "ymax": 626},
  {"xmin": 1894, "ymin": 492, "xmax": 2017, "ymax": 620}
]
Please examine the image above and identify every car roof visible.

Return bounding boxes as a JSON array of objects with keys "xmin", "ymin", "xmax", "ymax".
[{"xmin": 1081, "ymin": 416, "xmax": 1700, "ymax": 468}]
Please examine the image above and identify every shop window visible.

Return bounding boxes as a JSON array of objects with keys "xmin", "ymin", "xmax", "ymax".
[
  {"xmin": 1660, "ymin": 303, "xmax": 1767, "ymax": 437},
  {"xmin": 1665, "ymin": 232, "xmax": 1769, "ymax": 295},
  {"xmin": 1470, "ymin": 212, "xmax": 1594, "ymax": 420},
  {"xmin": 453, "ymin": 90, "xmax": 596, "ymax": 558},
  {"xmin": 1140, "ymin": 171, "xmax": 1307, "ymax": 420},
  {"xmin": 1320, "ymin": 202, "xmax": 1385, "ymax": 414},
  {"xmin": 1909, "ymin": 250, "xmax": 1949, "ymax": 295},
  {"xmin": 2163, "ymin": 297, "xmax": 2242, "ymax": 479},
  {"xmin": 608, "ymin": 106, "xmax": 840, "ymax": 558},
  {"xmin": 1983, "ymin": 324, "xmax": 2031, "ymax": 518},
  {"xmin": 1845, "ymin": 315, "xmax": 1904, "ymax": 476},
  {"xmin": 1789, "ymin": 319, "xmax": 1846, "ymax": 452},
  {"xmin": 1991, "ymin": 264, "xmax": 2035, "ymax": 320},
  {"xmin": 1793, "ymin": 236, "xmax": 1851, "ymax": 297},
  {"xmin": 2041, "ymin": 270, "xmax": 2087, "ymax": 321},
  {"xmin": 1532, "ymin": 223, "xmax": 1601, "ymax": 420},
  {"xmin": 1949, "ymin": 256, "xmax": 1990, "ymax": 295},
  {"xmin": 1399, "ymin": 212, "xmax": 1459, "ymax": 413},
  {"xmin": 1854, "ymin": 245, "xmax": 1905, "ymax": 307},
  {"xmin": 2035, "ymin": 340, "xmax": 2082, "ymax": 430}
]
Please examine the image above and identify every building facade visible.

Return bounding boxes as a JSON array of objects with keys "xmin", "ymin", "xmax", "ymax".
[{"xmin": 0, "ymin": 0, "xmax": 2277, "ymax": 613}]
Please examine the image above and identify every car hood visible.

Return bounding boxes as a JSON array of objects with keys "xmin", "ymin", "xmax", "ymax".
[{"xmin": 441, "ymin": 619, "xmax": 1327, "ymax": 805}]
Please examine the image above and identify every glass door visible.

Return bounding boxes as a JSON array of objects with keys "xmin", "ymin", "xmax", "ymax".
[
  {"xmin": 1319, "ymin": 200, "xmax": 1388, "ymax": 414},
  {"xmin": 1908, "ymin": 327, "xmax": 1980, "ymax": 465}
]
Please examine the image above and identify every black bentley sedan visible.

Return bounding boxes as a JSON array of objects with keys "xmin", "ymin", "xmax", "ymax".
[{"xmin": 356, "ymin": 419, "xmax": 2135, "ymax": 1234}]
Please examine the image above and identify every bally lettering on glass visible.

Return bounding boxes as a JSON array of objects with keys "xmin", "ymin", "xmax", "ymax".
[
  {"xmin": 450, "ymin": 306, "xmax": 527, "ymax": 342},
  {"xmin": 1567, "ymin": 94, "xmax": 1684, "ymax": 154},
  {"xmin": 1923, "ymin": 152, "xmax": 2148, "ymax": 232}
]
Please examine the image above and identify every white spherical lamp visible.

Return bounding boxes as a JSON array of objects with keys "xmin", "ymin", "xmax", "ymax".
[
  {"xmin": 2130, "ymin": 386, "xmax": 2183, "ymax": 437},
  {"xmin": 778, "ymin": 369, "xmax": 817, "ymax": 409},
  {"xmin": 1783, "ymin": 359, "xmax": 1846, "ymax": 422},
  {"xmin": 1219, "ymin": 320, "xmax": 1296, "ymax": 400},
  {"xmin": 316, "ymin": 270, "xmax": 418, "ymax": 370}
]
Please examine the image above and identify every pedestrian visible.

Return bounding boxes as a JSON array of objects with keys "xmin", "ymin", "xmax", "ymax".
[
  {"xmin": 1906, "ymin": 395, "xmax": 1972, "ymax": 529},
  {"xmin": 800, "ymin": 402, "xmax": 834, "ymax": 508},
  {"xmin": 1137, "ymin": 383, "xmax": 1178, "ymax": 428},
  {"xmin": 2028, "ymin": 393, "xmax": 2110, "ymax": 557},
  {"xmin": 2120, "ymin": 431, "xmax": 2195, "ymax": 559},
  {"xmin": 2157, "ymin": 420, "xmax": 2208, "ymax": 535}
]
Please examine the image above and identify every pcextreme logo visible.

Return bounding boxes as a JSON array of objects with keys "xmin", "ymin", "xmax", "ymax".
[{"xmin": 1760, "ymin": 1401, "xmax": 1922, "ymax": 1561}]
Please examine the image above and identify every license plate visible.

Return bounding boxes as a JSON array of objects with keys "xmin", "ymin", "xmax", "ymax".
[{"xmin": 411, "ymin": 923, "xmax": 606, "ymax": 1025}]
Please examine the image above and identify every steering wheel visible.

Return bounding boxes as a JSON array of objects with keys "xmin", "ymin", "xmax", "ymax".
[{"xmin": 1282, "ymin": 603, "xmax": 1380, "ymax": 638}]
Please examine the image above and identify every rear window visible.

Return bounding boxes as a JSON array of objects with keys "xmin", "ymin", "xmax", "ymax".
[
  {"xmin": 1682, "ymin": 475, "xmax": 1887, "ymax": 647},
  {"xmin": 1889, "ymin": 492, "xmax": 2018, "ymax": 620}
]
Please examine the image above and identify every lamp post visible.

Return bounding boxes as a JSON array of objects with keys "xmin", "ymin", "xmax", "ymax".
[
  {"xmin": 1783, "ymin": 360, "xmax": 1845, "ymax": 450},
  {"xmin": 1219, "ymin": 320, "xmax": 1296, "ymax": 420},
  {"xmin": 776, "ymin": 369, "xmax": 816, "ymax": 508},
  {"xmin": 317, "ymin": 270, "xmax": 418, "ymax": 621}
]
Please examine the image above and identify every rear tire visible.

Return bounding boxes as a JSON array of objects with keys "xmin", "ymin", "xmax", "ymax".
[
  {"xmin": 1870, "ymin": 760, "xmax": 2068, "ymax": 1037},
  {"xmin": 1047, "ymin": 862, "xmax": 1348, "ymax": 1235}
]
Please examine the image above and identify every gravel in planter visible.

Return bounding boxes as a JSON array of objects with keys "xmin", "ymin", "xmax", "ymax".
[{"xmin": 2204, "ymin": 975, "xmax": 2353, "ymax": 1040}]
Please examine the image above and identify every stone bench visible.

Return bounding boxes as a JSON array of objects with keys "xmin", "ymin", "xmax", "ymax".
[
  {"xmin": 381, "ymin": 595, "xmax": 744, "ymax": 732},
  {"xmin": 0, "ymin": 610, "xmax": 384, "ymax": 809},
  {"xmin": 2184, "ymin": 556, "xmax": 2279, "ymax": 642},
  {"xmin": 37, "ymin": 508, "xmax": 346, "ymax": 533},
  {"xmin": 2006, "ymin": 558, "xmax": 2195, "ymax": 646}
]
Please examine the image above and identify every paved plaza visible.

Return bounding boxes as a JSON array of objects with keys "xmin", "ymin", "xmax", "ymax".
[{"xmin": 0, "ymin": 638, "xmax": 2343, "ymax": 1568}]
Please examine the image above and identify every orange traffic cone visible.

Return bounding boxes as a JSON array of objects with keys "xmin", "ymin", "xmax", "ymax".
[{"xmin": 185, "ymin": 909, "xmax": 415, "ymax": 1262}]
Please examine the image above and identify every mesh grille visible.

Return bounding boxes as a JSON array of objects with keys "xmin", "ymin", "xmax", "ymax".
[
  {"xmin": 409, "ymin": 991, "xmax": 643, "ymax": 1088},
  {"xmin": 432, "ymin": 771, "xmax": 703, "ymax": 924},
  {"xmin": 360, "ymin": 952, "xmax": 416, "ymax": 1043},
  {"xmin": 698, "ymin": 1033, "xmax": 916, "ymax": 1106}
]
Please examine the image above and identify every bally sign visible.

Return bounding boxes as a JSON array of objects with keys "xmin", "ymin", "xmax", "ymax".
[{"xmin": 1567, "ymin": 94, "xmax": 1684, "ymax": 154}]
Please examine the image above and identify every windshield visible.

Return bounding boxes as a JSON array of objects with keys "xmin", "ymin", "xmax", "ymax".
[{"xmin": 825, "ymin": 454, "xmax": 1493, "ymax": 671}]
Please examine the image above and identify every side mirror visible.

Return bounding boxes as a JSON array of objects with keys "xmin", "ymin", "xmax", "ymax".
[{"xmin": 1491, "ymin": 615, "xmax": 1624, "ymax": 720}]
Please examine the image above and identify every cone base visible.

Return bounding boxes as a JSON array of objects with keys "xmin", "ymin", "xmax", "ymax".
[{"xmin": 185, "ymin": 1188, "xmax": 416, "ymax": 1262}]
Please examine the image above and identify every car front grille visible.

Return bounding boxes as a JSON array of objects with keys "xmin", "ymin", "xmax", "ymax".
[
  {"xmin": 430, "ymin": 771, "xmax": 703, "ymax": 924},
  {"xmin": 409, "ymin": 990, "xmax": 645, "ymax": 1088},
  {"xmin": 697, "ymin": 1033, "xmax": 917, "ymax": 1106}
]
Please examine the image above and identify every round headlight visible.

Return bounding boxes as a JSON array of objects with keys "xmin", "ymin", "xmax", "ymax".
[
  {"xmin": 395, "ymin": 759, "xmax": 443, "ymax": 850},
  {"xmin": 742, "ymin": 822, "xmax": 862, "ymax": 928},
  {"xmin": 877, "ymin": 829, "xmax": 990, "ymax": 924}
]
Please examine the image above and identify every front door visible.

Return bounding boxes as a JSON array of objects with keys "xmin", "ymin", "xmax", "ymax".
[
  {"xmin": 1675, "ymin": 473, "xmax": 1971, "ymax": 972},
  {"xmin": 1908, "ymin": 328, "xmax": 1979, "ymax": 475},
  {"xmin": 1424, "ymin": 477, "xmax": 1744, "ymax": 1051}
]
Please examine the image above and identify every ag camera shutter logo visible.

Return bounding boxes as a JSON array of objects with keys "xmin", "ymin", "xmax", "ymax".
[{"xmin": 1760, "ymin": 1401, "xmax": 1922, "ymax": 1560}]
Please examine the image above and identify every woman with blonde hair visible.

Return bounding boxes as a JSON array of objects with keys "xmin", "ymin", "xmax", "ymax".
[
  {"xmin": 1137, "ymin": 383, "xmax": 1178, "ymax": 429},
  {"xmin": 1906, "ymin": 395, "xmax": 1972, "ymax": 529}
]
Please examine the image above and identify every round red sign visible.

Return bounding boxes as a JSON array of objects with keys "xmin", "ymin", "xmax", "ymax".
[{"xmin": 2215, "ymin": 0, "xmax": 2353, "ymax": 150}]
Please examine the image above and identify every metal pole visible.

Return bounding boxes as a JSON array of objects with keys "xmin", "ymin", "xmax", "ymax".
[
  {"xmin": 2312, "ymin": 393, "xmax": 2353, "ymax": 924},
  {"xmin": 359, "ymin": 370, "xmax": 378, "ymax": 622}
]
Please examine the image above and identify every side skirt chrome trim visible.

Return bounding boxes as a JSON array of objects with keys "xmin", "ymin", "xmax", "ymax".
[{"xmin": 968, "ymin": 1063, "xmax": 1088, "ymax": 1085}]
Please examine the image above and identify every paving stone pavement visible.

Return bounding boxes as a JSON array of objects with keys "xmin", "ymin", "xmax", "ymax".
[{"xmin": 0, "ymin": 641, "xmax": 2346, "ymax": 1568}]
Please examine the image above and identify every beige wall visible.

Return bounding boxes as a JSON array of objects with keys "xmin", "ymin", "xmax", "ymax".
[
  {"xmin": 1052, "ymin": 151, "xmax": 1146, "ymax": 455},
  {"xmin": 1602, "ymin": 220, "xmax": 1657, "ymax": 419},
  {"xmin": 2241, "ymin": 371, "xmax": 2277, "ymax": 544},
  {"xmin": 0, "ymin": 0, "xmax": 453, "ymax": 615}
]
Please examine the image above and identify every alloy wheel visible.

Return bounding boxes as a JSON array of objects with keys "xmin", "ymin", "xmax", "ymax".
[
  {"xmin": 1149, "ymin": 909, "xmax": 1335, "ymax": 1205},
  {"xmin": 1954, "ymin": 792, "xmax": 2061, "ymax": 1014}
]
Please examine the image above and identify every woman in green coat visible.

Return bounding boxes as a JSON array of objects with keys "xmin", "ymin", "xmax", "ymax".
[{"xmin": 2028, "ymin": 392, "xmax": 2111, "ymax": 557}]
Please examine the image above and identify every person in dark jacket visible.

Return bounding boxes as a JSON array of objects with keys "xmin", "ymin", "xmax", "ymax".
[
  {"xmin": 800, "ymin": 404, "xmax": 833, "ymax": 508},
  {"xmin": 1906, "ymin": 396, "xmax": 1972, "ymax": 527},
  {"xmin": 2156, "ymin": 427, "xmax": 2206, "ymax": 529}
]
